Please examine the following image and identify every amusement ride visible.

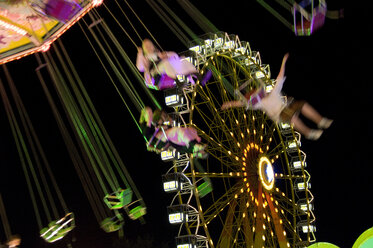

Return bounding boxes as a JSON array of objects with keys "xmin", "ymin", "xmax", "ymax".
[{"xmin": 1, "ymin": 1, "xmax": 367, "ymax": 248}]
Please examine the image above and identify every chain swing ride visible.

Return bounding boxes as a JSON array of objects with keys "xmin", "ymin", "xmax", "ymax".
[
  {"xmin": 1, "ymin": 0, "xmax": 147, "ymax": 243},
  {"xmin": 0, "ymin": 0, "xmax": 345, "ymax": 247}
]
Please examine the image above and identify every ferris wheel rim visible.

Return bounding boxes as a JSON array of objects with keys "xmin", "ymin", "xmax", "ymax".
[{"xmin": 184, "ymin": 51, "xmax": 314, "ymax": 248}]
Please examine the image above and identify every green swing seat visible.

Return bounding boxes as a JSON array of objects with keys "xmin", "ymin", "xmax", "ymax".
[
  {"xmin": 128, "ymin": 205, "xmax": 147, "ymax": 220},
  {"xmin": 40, "ymin": 213, "xmax": 75, "ymax": 243},
  {"xmin": 104, "ymin": 188, "xmax": 133, "ymax": 210},
  {"xmin": 100, "ymin": 214, "xmax": 124, "ymax": 233},
  {"xmin": 197, "ymin": 179, "xmax": 213, "ymax": 198},
  {"xmin": 124, "ymin": 200, "xmax": 147, "ymax": 220}
]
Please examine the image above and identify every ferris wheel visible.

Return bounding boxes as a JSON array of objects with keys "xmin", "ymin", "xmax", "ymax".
[{"xmin": 160, "ymin": 32, "xmax": 316, "ymax": 248}]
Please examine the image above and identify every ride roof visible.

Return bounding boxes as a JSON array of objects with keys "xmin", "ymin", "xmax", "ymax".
[{"xmin": 0, "ymin": 0, "xmax": 99, "ymax": 64}]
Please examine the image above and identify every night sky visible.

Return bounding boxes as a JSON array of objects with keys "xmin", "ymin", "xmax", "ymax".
[{"xmin": 1, "ymin": 0, "xmax": 370, "ymax": 248}]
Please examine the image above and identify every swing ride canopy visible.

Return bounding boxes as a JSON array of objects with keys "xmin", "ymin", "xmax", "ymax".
[{"xmin": 0, "ymin": 0, "xmax": 101, "ymax": 64}]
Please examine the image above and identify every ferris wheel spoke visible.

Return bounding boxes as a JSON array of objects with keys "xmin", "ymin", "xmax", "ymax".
[
  {"xmin": 256, "ymin": 118, "xmax": 276, "ymax": 146},
  {"xmin": 217, "ymin": 197, "xmax": 254, "ymax": 247},
  {"xmin": 224, "ymin": 114, "xmax": 248, "ymax": 144},
  {"xmin": 216, "ymin": 199, "xmax": 238, "ymax": 247},
  {"xmin": 262, "ymin": 191, "xmax": 291, "ymax": 248},
  {"xmin": 187, "ymin": 172, "xmax": 243, "ymax": 179},
  {"xmin": 201, "ymin": 183, "xmax": 242, "ymax": 225},
  {"xmin": 275, "ymin": 173, "xmax": 303, "ymax": 180},
  {"xmin": 210, "ymin": 57, "xmax": 229, "ymax": 79},
  {"xmin": 193, "ymin": 105, "xmax": 240, "ymax": 148},
  {"xmin": 196, "ymin": 119, "xmax": 235, "ymax": 150},
  {"xmin": 258, "ymin": 189, "xmax": 290, "ymax": 247},
  {"xmin": 266, "ymin": 142, "xmax": 287, "ymax": 158},
  {"xmin": 205, "ymin": 83, "xmax": 226, "ymax": 106},
  {"xmin": 194, "ymin": 126, "xmax": 229, "ymax": 153},
  {"xmin": 253, "ymin": 185, "xmax": 268, "ymax": 247},
  {"xmin": 194, "ymin": 131, "xmax": 232, "ymax": 161},
  {"xmin": 205, "ymin": 152, "xmax": 241, "ymax": 172},
  {"xmin": 268, "ymin": 190, "xmax": 298, "ymax": 221},
  {"xmin": 192, "ymin": 104, "xmax": 215, "ymax": 124},
  {"xmin": 219, "ymin": 55, "xmax": 250, "ymax": 80},
  {"xmin": 192, "ymin": 124, "xmax": 245, "ymax": 167},
  {"xmin": 267, "ymin": 195, "xmax": 296, "ymax": 248},
  {"xmin": 239, "ymin": 199, "xmax": 256, "ymax": 246},
  {"xmin": 195, "ymin": 86, "xmax": 221, "ymax": 111}
]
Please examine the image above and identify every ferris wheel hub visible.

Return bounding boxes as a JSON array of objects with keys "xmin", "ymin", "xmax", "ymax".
[{"xmin": 258, "ymin": 156, "xmax": 275, "ymax": 191}]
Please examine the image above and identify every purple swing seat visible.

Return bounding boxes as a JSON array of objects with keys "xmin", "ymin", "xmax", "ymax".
[
  {"xmin": 310, "ymin": 10, "xmax": 326, "ymax": 33},
  {"xmin": 148, "ymin": 70, "xmax": 212, "ymax": 90},
  {"xmin": 156, "ymin": 74, "xmax": 176, "ymax": 90},
  {"xmin": 45, "ymin": 0, "xmax": 82, "ymax": 23}
]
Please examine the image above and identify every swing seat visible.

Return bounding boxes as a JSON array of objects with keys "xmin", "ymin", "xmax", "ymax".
[
  {"xmin": 128, "ymin": 205, "xmax": 147, "ymax": 220},
  {"xmin": 40, "ymin": 213, "xmax": 75, "ymax": 243},
  {"xmin": 197, "ymin": 180, "xmax": 213, "ymax": 198},
  {"xmin": 146, "ymin": 144, "xmax": 162, "ymax": 153},
  {"xmin": 293, "ymin": 0, "xmax": 327, "ymax": 36},
  {"xmin": 295, "ymin": 15, "xmax": 325, "ymax": 36},
  {"xmin": 100, "ymin": 214, "xmax": 124, "ymax": 233},
  {"xmin": 157, "ymin": 74, "xmax": 177, "ymax": 90},
  {"xmin": 311, "ymin": 10, "xmax": 326, "ymax": 32},
  {"xmin": 45, "ymin": 0, "xmax": 82, "ymax": 23},
  {"xmin": 104, "ymin": 188, "xmax": 133, "ymax": 210},
  {"xmin": 145, "ymin": 74, "xmax": 176, "ymax": 90},
  {"xmin": 125, "ymin": 200, "xmax": 147, "ymax": 220}
]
